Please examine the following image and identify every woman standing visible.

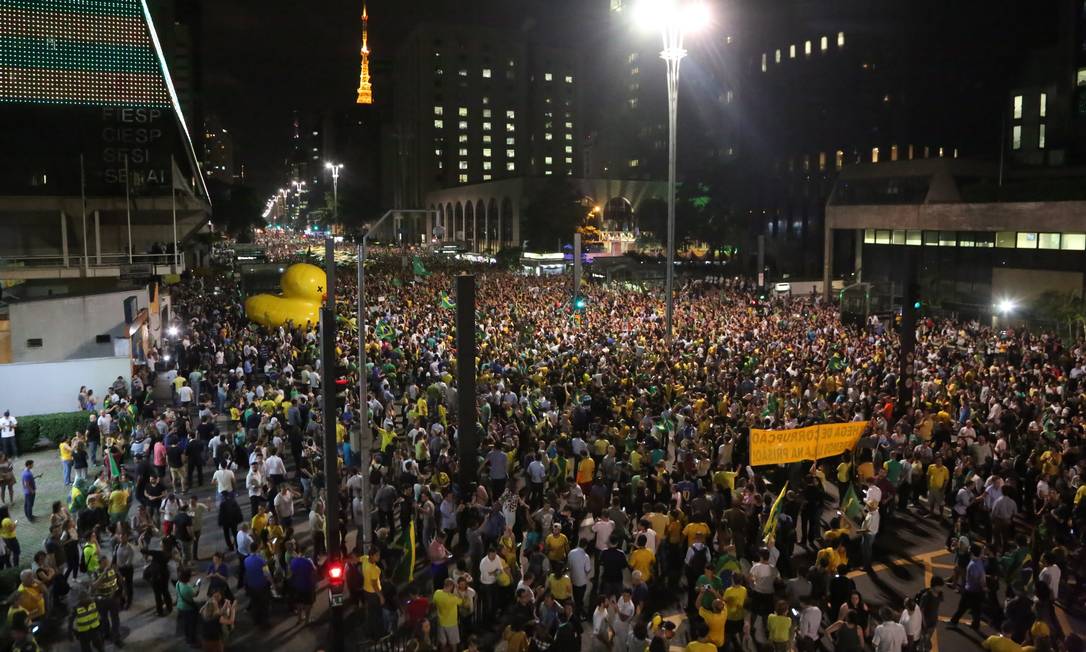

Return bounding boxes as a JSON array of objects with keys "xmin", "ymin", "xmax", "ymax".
[{"xmin": 0, "ymin": 453, "xmax": 16, "ymax": 505}]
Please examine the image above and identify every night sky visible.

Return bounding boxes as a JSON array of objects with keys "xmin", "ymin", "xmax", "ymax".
[{"xmin": 203, "ymin": 0, "xmax": 600, "ymax": 193}]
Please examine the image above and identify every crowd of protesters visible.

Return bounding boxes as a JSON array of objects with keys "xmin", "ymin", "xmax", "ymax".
[{"xmin": 0, "ymin": 238, "xmax": 1083, "ymax": 652}]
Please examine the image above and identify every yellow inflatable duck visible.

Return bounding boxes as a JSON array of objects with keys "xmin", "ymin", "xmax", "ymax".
[{"xmin": 244, "ymin": 263, "xmax": 327, "ymax": 328}]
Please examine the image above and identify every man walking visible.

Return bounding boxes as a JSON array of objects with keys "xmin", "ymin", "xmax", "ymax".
[
  {"xmin": 20, "ymin": 460, "xmax": 37, "ymax": 521},
  {"xmin": 0, "ymin": 411, "xmax": 16, "ymax": 459},
  {"xmin": 948, "ymin": 544, "xmax": 984, "ymax": 631}
]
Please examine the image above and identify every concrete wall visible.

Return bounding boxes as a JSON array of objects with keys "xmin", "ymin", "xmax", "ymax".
[
  {"xmin": 8, "ymin": 289, "xmax": 140, "ymax": 363},
  {"xmin": 0, "ymin": 356, "xmax": 130, "ymax": 416}
]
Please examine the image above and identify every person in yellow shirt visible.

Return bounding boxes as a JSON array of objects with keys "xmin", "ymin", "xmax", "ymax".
[
  {"xmin": 545, "ymin": 568, "xmax": 573, "ymax": 601},
  {"xmin": 767, "ymin": 600, "xmax": 794, "ymax": 650},
  {"xmin": 685, "ymin": 624, "xmax": 718, "ymax": 652},
  {"xmin": 361, "ymin": 548, "xmax": 384, "ymax": 638},
  {"xmin": 927, "ymin": 457, "xmax": 949, "ymax": 518},
  {"xmin": 544, "ymin": 524, "xmax": 569, "ymax": 563},
  {"xmin": 575, "ymin": 452, "xmax": 595, "ymax": 490},
  {"xmin": 982, "ymin": 625, "xmax": 1025, "ymax": 652},
  {"xmin": 432, "ymin": 578, "xmax": 464, "ymax": 647},
  {"xmin": 59, "ymin": 436, "xmax": 74, "ymax": 487},
  {"xmin": 628, "ymin": 535, "xmax": 656, "ymax": 582},
  {"xmin": 696, "ymin": 592, "xmax": 728, "ymax": 648},
  {"xmin": 723, "ymin": 577, "xmax": 748, "ymax": 640},
  {"xmin": 682, "ymin": 520, "xmax": 710, "ymax": 546},
  {"xmin": 251, "ymin": 503, "xmax": 270, "ymax": 538}
]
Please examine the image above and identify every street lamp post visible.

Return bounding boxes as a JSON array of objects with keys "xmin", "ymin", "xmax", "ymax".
[
  {"xmin": 635, "ymin": 0, "xmax": 710, "ymax": 342},
  {"xmin": 325, "ymin": 162, "xmax": 344, "ymax": 226}
]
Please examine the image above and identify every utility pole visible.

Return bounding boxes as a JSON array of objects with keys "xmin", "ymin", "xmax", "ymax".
[
  {"xmin": 455, "ymin": 274, "xmax": 478, "ymax": 490},
  {"xmin": 320, "ymin": 237, "xmax": 343, "ymax": 652},
  {"xmin": 356, "ymin": 235, "xmax": 374, "ymax": 556},
  {"xmin": 573, "ymin": 232, "xmax": 582, "ymax": 301}
]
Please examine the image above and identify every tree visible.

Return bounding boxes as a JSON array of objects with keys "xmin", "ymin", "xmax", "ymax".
[{"xmin": 520, "ymin": 177, "xmax": 589, "ymax": 252}]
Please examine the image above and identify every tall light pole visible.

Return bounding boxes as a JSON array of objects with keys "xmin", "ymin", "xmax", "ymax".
[
  {"xmin": 325, "ymin": 162, "xmax": 344, "ymax": 226},
  {"xmin": 635, "ymin": 0, "xmax": 710, "ymax": 342}
]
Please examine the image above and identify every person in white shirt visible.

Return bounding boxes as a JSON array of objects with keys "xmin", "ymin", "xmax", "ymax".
[
  {"xmin": 872, "ymin": 608, "xmax": 908, "ymax": 652},
  {"xmin": 246, "ymin": 461, "xmax": 267, "ymax": 515},
  {"xmin": 211, "ymin": 462, "xmax": 235, "ymax": 504},
  {"xmin": 263, "ymin": 449, "xmax": 287, "ymax": 488},
  {"xmin": 899, "ymin": 597, "xmax": 923, "ymax": 648},
  {"xmin": 591, "ymin": 513, "xmax": 615, "ymax": 552},
  {"xmin": 860, "ymin": 500, "xmax": 881, "ymax": 569},
  {"xmin": 478, "ymin": 548, "xmax": 504, "ymax": 616},
  {"xmin": 864, "ymin": 476, "xmax": 882, "ymax": 507},
  {"xmin": 1038, "ymin": 555, "xmax": 1061, "ymax": 601},
  {"xmin": 0, "ymin": 411, "xmax": 16, "ymax": 458},
  {"xmin": 273, "ymin": 484, "xmax": 297, "ymax": 526},
  {"xmin": 798, "ymin": 596, "xmax": 822, "ymax": 648},
  {"xmin": 567, "ymin": 541, "xmax": 593, "ymax": 616}
]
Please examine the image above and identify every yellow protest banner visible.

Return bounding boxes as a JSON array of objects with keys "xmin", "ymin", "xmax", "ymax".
[{"xmin": 749, "ymin": 421, "xmax": 868, "ymax": 466}]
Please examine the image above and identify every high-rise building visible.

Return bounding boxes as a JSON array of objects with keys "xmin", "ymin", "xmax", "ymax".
[
  {"xmin": 391, "ymin": 23, "xmax": 581, "ymax": 208},
  {"xmin": 203, "ymin": 114, "xmax": 236, "ymax": 184},
  {"xmin": 147, "ymin": 0, "xmax": 203, "ymax": 152}
]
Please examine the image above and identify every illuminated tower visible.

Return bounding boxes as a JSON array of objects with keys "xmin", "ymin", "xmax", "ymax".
[{"xmin": 355, "ymin": 3, "xmax": 373, "ymax": 105}]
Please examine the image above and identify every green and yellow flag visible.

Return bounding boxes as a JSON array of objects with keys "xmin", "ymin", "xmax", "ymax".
[
  {"xmin": 438, "ymin": 291, "xmax": 456, "ymax": 310},
  {"xmin": 841, "ymin": 482, "xmax": 863, "ymax": 522},
  {"xmin": 763, "ymin": 482, "xmax": 788, "ymax": 539}
]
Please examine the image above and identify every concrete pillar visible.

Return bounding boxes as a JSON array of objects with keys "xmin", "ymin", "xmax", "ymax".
[
  {"xmin": 822, "ymin": 225, "xmax": 834, "ymax": 301},
  {"xmin": 472, "ymin": 205, "xmax": 478, "ymax": 252},
  {"xmin": 497, "ymin": 204, "xmax": 503, "ymax": 250},
  {"xmin": 94, "ymin": 210, "xmax": 102, "ymax": 264},
  {"xmin": 854, "ymin": 229, "xmax": 863, "ymax": 283},
  {"xmin": 60, "ymin": 211, "xmax": 69, "ymax": 266},
  {"xmin": 511, "ymin": 200, "xmax": 520, "ymax": 249},
  {"xmin": 483, "ymin": 202, "xmax": 489, "ymax": 252}
]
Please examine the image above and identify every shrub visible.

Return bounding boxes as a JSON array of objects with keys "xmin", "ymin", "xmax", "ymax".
[{"xmin": 13, "ymin": 411, "xmax": 89, "ymax": 452}]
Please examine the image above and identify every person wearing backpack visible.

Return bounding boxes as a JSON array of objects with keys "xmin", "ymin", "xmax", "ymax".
[
  {"xmin": 684, "ymin": 533, "xmax": 710, "ymax": 613},
  {"xmin": 917, "ymin": 577, "xmax": 944, "ymax": 652}
]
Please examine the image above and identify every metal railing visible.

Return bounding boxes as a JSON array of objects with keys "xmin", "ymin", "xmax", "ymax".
[{"xmin": 0, "ymin": 252, "xmax": 183, "ymax": 268}]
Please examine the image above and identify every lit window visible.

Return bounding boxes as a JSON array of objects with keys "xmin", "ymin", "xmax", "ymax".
[
  {"xmin": 761, "ymin": 53, "xmax": 767, "ymax": 72},
  {"xmin": 775, "ymin": 49, "xmax": 781, "ymax": 63},
  {"xmin": 726, "ymin": 90, "xmax": 733, "ymax": 103},
  {"xmin": 565, "ymin": 157, "xmax": 573, "ymax": 164},
  {"xmin": 1039, "ymin": 233, "xmax": 1060, "ymax": 249},
  {"xmin": 805, "ymin": 40, "xmax": 812, "ymax": 55},
  {"xmin": 458, "ymin": 134, "xmax": 468, "ymax": 143},
  {"xmin": 837, "ymin": 32, "xmax": 845, "ymax": 47},
  {"xmin": 458, "ymin": 121, "xmax": 468, "ymax": 130},
  {"xmin": 506, "ymin": 110, "xmax": 516, "ymax": 119},
  {"xmin": 483, "ymin": 148, "xmax": 492, "ymax": 157},
  {"xmin": 458, "ymin": 160, "xmax": 467, "ymax": 170},
  {"xmin": 820, "ymin": 36, "xmax": 828, "ymax": 51},
  {"xmin": 938, "ymin": 147, "xmax": 944, "ymax": 157},
  {"xmin": 507, "ymin": 162, "xmax": 516, "ymax": 171},
  {"xmin": 545, "ymin": 170, "xmax": 553, "ymax": 175},
  {"xmin": 483, "ymin": 122, "xmax": 492, "ymax": 131},
  {"xmin": 1040, "ymin": 93, "xmax": 1047, "ymax": 117},
  {"xmin": 483, "ymin": 174, "xmax": 492, "ymax": 180},
  {"xmin": 629, "ymin": 98, "xmax": 639, "ymax": 109},
  {"xmin": 565, "ymin": 146, "xmax": 573, "ymax": 153},
  {"xmin": 628, "ymin": 52, "xmax": 638, "ymax": 63},
  {"xmin": 506, "ymin": 149, "xmax": 515, "ymax": 158},
  {"xmin": 458, "ymin": 174, "xmax": 468, "ymax": 183},
  {"xmin": 908, "ymin": 144, "xmax": 914, "ymax": 160},
  {"xmin": 818, "ymin": 152, "xmax": 827, "ymax": 171},
  {"xmin": 545, "ymin": 72, "xmax": 553, "ymax": 81},
  {"xmin": 458, "ymin": 69, "xmax": 467, "ymax": 77},
  {"xmin": 545, "ymin": 156, "xmax": 553, "ymax": 164},
  {"xmin": 458, "ymin": 107, "xmax": 468, "ymax": 117},
  {"xmin": 434, "ymin": 119, "xmax": 444, "ymax": 128},
  {"xmin": 483, "ymin": 161, "xmax": 492, "ymax": 170},
  {"xmin": 458, "ymin": 148, "xmax": 468, "ymax": 156},
  {"xmin": 506, "ymin": 123, "xmax": 515, "ymax": 132},
  {"xmin": 891, "ymin": 144, "xmax": 899, "ymax": 161},
  {"xmin": 631, "ymin": 66, "xmax": 640, "ymax": 76},
  {"xmin": 1012, "ymin": 125, "xmax": 1022, "ymax": 150},
  {"xmin": 565, "ymin": 121, "xmax": 573, "ymax": 129},
  {"xmin": 434, "ymin": 148, "xmax": 442, "ymax": 157},
  {"xmin": 629, "ymin": 159, "xmax": 640, "ymax": 167},
  {"xmin": 565, "ymin": 75, "xmax": 573, "ymax": 83},
  {"xmin": 1039, "ymin": 124, "xmax": 1046, "ymax": 149},
  {"xmin": 789, "ymin": 44, "xmax": 796, "ymax": 58},
  {"xmin": 835, "ymin": 150, "xmax": 844, "ymax": 169},
  {"xmin": 1016, "ymin": 232, "xmax": 1038, "ymax": 249},
  {"xmin": 482, "ymin": 68, "xmax": 491, "ymax": 78},
  {"xmin": 483, "ymin": 109, "xmax": 492, "ymax": 118},
  {"xmin": 1012, "ymin": 95, "xmax": 1022, "ymax": 120},
  {"xmin": 565, "ymin": 133, "xmax": 573, "ymax": 141},
  {"xmin": 506, "ymin": 137, "xmax": 515, "ymax": 145},
  {"xmin": 1062, "ymin": 233, "xmax": 1086, "ymax": 250},
  {"xmin": 871, "ymin": 147, "xmax": 879, "ymax": 163},
  {"xmin": 482, "ymin": 96, "xmax": 490, "ymax": 105},
  {"xmin": 434, "ymin": 106, "xmax": 444, "ymax": 115},
  {"xmin": 1077, "ymin": 68, "xmax": 1086, "ymax": 86},
  {"xmin": 545, "ymin": 133, "xmax": 553, "ymax": 140}
]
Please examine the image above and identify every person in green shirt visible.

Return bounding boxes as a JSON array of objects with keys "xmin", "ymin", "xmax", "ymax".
[
  {"xmin": 695, "ymin": 565, "xmax": 724, "ymax": 611},
  {"xmin": 175, "ymin": 567, "xmax": 200, "ymax": 647},
  {"xmin": 432, "ymin": 578, "xmax": 464, "ymax": 652}
]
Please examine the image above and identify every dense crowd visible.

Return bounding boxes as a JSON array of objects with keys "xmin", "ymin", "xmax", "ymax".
[{"xmin": 1, "ymin": 240, "xmax": 1083, "ymax": 652}]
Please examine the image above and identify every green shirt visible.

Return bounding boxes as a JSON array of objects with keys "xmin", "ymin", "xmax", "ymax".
[
  {"xmin": 176, "ymin": 582, "xmax": 197, "ymax": 611},
  {"xmin": 695, "ymin": 574, "xmax": 724, "ymax": 610}
]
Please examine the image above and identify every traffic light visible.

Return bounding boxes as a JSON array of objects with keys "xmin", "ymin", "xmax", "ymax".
[
  {"xmin": 913, "ymin": 300, "xmax": 921, "ymax": 310},
  {"xmin": 326, "ymin": 559, "xmax": 346, "ymax": 607}
]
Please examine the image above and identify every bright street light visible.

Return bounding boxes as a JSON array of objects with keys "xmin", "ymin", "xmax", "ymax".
[
  {"xmin": 325, "ymin": 162, "xmax": 344, "ymax": 224},
  {"xmin": 633, "ymin": 0, "xmax": 711, "ymax": 343},
  {"xmin": 996, "ymin": 298, "xmax": 1017, "ymax": 314},
  {"xmin": 167, "ymin": 325, "xmax": 179, "ymax": 337}
]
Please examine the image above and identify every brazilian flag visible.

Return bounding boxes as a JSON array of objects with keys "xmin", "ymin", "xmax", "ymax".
[
  {"xmin": 841, "ymin": 482, "xmax": 864, "ymax": 522},
  {"xmin": 438, "ymin": 291, "xmax": 456, "ymax": 310},
  {"xmin": 375, "ymin": 321, "xmax": 395, "ymax": 341},
  {"xmin": 412, "ymin": 256, "xmax": 430, "ymax": 277}
]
